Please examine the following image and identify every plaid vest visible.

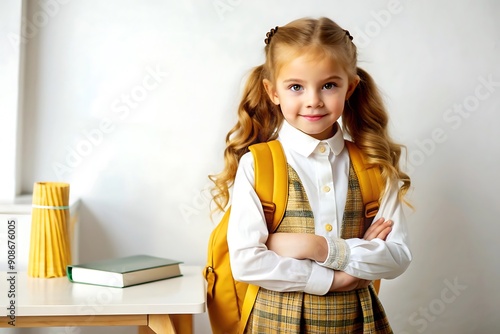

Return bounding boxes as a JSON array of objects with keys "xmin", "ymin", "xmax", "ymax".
[{"xmin": 245, "ymin": 163, "xmax": 393, "ymax": 334}]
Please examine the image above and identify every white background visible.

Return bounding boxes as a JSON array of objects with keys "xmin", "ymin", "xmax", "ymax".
[{"xmin": 1, "ymin": 0, "xmax": 499, "ymax": 333}]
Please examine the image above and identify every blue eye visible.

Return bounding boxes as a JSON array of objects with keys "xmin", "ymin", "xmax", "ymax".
[{"xmin": 290, "ymin": 84, "xmax": 303, "ymax": 92}]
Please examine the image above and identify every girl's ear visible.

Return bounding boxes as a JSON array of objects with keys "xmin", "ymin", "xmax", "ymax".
[
  {"xmin": 263, "ymin": 79, "xmax": 280, "ymax": 105},
  {"xmin": 346, "ymin": 75, "xmax": 360, "ymax": 100}
]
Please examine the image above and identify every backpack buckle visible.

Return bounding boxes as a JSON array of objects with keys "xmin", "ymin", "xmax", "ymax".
[
  {"xmin": 365, "ymin": 201, "xmax": 379, "ymax": 218},
  {"xmin": 262, "ymin": 201, "xmax": 276, "ymax": 230}
]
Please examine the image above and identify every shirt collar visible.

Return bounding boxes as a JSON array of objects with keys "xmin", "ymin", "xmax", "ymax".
[{"xmin": 278, "ymin": 120, "xmax": 345, "ymax": 157}]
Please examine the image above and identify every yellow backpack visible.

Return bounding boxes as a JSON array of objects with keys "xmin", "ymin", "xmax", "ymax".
[{"xmin": 204, "ymin": 140, "xmax": 384, "ymax": 334}]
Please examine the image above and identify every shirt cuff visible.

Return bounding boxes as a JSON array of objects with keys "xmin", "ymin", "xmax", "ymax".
[
  {"xmin": 316, "ymin": 236, "xmax": 350, "ymax": 270},
  {"xmin": 304, "ymin": 262, "xmax": 333, "ymax": 295}
]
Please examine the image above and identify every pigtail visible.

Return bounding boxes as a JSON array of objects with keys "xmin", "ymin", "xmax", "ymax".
[
  {"xmin": 209, "ymin": 65, "xmax": 283, "ymax": 214},
  {"xmin": 343, "ymin": 67, "xmax": 411, "ymax": 202}
]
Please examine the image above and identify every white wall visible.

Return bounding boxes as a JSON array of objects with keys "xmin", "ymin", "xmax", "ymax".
[
  {"xmin": 0, "ymin": 0, "xmax": 23, "ymax": 200},
  {"xmin": 2, "ymin": 0, "xmax": 500, "ymax": 333}
]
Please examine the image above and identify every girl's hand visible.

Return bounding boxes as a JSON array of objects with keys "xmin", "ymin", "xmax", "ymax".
[
  {"xmin": 327, "ymin": 218, "xmax": 391, "ymax": 292},
  {"xmin": 329, "ymin": 270, "xmax": 371, "ymax": 292},
  {"xmin": 363, "ymin": 217, "xmax": 393, "ymax": 241}
]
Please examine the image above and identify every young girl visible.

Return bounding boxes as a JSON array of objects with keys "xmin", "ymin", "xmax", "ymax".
[{"xmin": 210, "ymin": 17, "xmax": 412, "ymax": 333}]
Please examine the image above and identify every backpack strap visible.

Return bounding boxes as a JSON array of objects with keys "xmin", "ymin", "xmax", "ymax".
[
  {"xmin": 239, "ymin": 140, "xmax": 288, "ymax": 333},
  {"xmin": 249, "ymin": 140, "xmax": 288, "ymax": 232},
  {"xmin": 345, "ymin": 141, "xmax": 384, "ymax": 220},
  {"xmin": 345, "ymin": 140, "xmax": 384, "ymax": 294}
]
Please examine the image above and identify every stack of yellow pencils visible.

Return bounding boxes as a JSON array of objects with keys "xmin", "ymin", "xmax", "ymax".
[{"xmin": 28, "ymin": 182, "xmax": 72, "ymax": 278}]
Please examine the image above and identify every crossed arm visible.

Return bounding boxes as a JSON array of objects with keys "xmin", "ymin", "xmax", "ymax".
[{"xmin": 266, "ymin": 218, "xmax": 393, "ymax": 292}]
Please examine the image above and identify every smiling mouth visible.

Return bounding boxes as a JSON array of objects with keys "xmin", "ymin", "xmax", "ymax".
[{"xmin": 302, "ymin": 115, "xmax": 325, "ymax": 121}]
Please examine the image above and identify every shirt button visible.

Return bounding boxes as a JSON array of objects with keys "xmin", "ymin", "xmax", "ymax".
[
  {"xmin": 322, "ymin": 185, "xmax": 331, "ymax": 193},
  {"xmin": 319, "ymin": 145, "xmax": 326, "ymax": 153},
  {"xmin": 325, "ymin": 224, "xmax": 333, "ymax": 232}
]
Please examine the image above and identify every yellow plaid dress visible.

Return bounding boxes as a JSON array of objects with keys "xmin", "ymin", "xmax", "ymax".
[{"xmin": 245, "ymin": 164, "xmax": 393, "ymax": 333}]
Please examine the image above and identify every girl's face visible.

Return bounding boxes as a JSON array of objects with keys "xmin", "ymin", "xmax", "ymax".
[{"xmin": 264, "ymin": 51, "xmax": 359, "ymax": 140}]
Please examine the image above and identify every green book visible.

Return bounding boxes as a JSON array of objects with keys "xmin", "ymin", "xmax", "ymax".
[{"xmin": 67, "ymin": 255, "xmax": 183, "ymax": 288}]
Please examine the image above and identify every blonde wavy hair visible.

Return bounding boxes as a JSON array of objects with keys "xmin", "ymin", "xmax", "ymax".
[{"xmin": 209, "ymin": 17, "xmax": 411, "ymax": 214}]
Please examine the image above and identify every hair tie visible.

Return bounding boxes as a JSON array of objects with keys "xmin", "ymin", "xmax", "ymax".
[
  {"xmin": 344, "ymin": 29, "xmax": 353, "ymax": 41},
  {"xmin": 264, "ymin": 26, "xmax": 279, "ymax": 45}
]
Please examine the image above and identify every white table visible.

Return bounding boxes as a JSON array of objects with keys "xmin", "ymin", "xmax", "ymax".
[{"xmin": 0, "ymin": 265, "xmax": 206, "ymax": 333}]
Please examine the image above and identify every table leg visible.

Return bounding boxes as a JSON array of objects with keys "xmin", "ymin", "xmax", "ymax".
[
  {"xmin": 171, "ymin": 314, "xmax": 193, "ymax": 334},
  {"xmin": 138, "ymin": 314, "xmax": 192, "ymax": 334},
  {"xmin": 138, "ymin": 326, "xmax": 155, "ymax": 334}
]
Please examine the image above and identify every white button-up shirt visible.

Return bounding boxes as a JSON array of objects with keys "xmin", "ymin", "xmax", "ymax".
[{"xmin": 227, "ymin": 120, "xmax": 412, "ymax": 295}]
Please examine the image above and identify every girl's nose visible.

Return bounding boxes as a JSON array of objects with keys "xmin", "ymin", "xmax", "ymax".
[{"xmin": 307, "ymin": 90, "xmax": 324, "ymax": 108}]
